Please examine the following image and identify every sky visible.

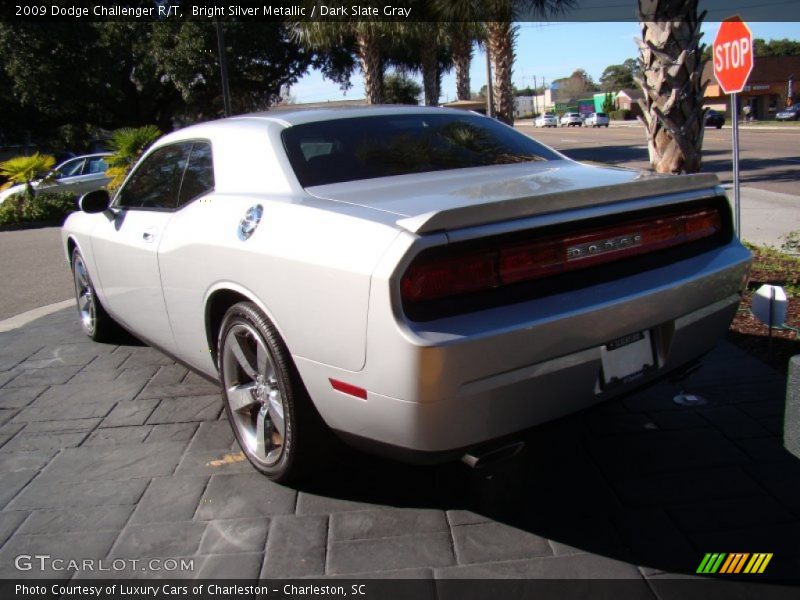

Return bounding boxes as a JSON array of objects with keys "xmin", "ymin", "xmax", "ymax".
[{"xmin": 288, "ymin": 21, "xmax": 800, "ymax": 104}]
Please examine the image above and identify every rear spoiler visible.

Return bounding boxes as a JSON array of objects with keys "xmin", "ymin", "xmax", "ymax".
[{"xmin": 396, "ymin": 173, "xmax": 721, "ymax": 235}]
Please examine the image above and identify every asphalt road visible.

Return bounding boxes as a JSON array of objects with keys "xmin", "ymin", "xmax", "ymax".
[
  {"xmin": 0, "ymin": 226, "xmax": 73, "ymax": 321},
  {"xmin": 518, "ymin": 122, "xmax": 800, "ymax": 196},
  {"xmin": 0, "ymin": 125, "xmax": 797, "ymax": 321}
]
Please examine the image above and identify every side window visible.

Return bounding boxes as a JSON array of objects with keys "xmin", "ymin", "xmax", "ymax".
[
  {"xmin": 176, "ymin": 141, "xmax": 214, "ymax": 208},
  {"xmin": 117, "ymin": 143, "xmax": 191, "ymax": 209},
  {"xmin": 84, "ymin": 157, "xmax": 108, "ymax": 175},
  {"xmin": 55, "ymin": 158, "xmax": 85, "ymax": 179}
]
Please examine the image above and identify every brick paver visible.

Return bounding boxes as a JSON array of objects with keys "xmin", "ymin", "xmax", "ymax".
[{"xmin": 0, "ymin": 308, "xmax": 798, "ymax": 583}]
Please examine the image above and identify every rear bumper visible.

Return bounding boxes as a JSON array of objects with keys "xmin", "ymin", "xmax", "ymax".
[{"xmin": 295, "ymin": 240, "xmax": 750, "ymax": 459}]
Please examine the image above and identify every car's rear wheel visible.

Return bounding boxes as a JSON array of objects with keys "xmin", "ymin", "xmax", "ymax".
[
  {"xmin": 71, "ymin": 250, "xmax": 122, "ymax": 342},
  {"xmin": 218, "ymin": 302, "xmax": 328, "ymax": 482}
]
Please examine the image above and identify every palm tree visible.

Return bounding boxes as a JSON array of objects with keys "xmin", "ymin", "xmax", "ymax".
[
  {"xmin": 0, "ymin": 153, "xmax": 56, "ymax": 199},
  {"xmin": 389, "ymin": 23, "xmax": 451, "ymax": 106},
  {"xmin": 105, "ymin": 125, "xmax": 161, "ymax": 191},
  {"xmin": 482, "ymin": 1, "xmax": 575, "ymax": 124},
  {"xmin": 434, "ymin": 3, "xmax": 484, "ymax": 102},
  {"xmin": 449, "ymin": 22, "xmax": 482, "ymax": 101},
  {"xmin": 636, "ymin": 0, "xmax": 707, "ymax": 174},
  {"xmin": 293, "ymin": 22, "xmax": 397, "ymax": 104}
]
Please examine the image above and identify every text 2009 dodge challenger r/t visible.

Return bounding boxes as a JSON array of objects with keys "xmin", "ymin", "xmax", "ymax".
[{"xmin": 63, "ymin": 107, "xmax": 751, "ymax": 481}]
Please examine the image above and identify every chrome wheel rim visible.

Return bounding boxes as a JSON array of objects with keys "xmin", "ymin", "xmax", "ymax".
[
  {"xmin": 221, "ymin": 322, "xmax": 285, "ymax": 466},
  {"xmin": 73, "ymin": 255, "xmax": 95, "ymax": 333}
]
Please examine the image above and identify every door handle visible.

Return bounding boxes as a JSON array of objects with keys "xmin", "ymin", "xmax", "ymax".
[{"xmin": 142, "ymin": 231, "xmax": 156, "ymax": 243}]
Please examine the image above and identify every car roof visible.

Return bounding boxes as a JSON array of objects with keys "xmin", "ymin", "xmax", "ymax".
[
  {"xmin": 155, "ymin": 105, "xmax": 499, "ymax": 147},
  {"xmin": 181, "ymin": 105, "xmax": 481, "ymax": 131}
]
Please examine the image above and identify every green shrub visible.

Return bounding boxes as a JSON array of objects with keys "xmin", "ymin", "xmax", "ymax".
[
  {"xmin": 0, "ymin": 191, "xmax": 78, "ymax": 226},
  {"xmin": 609, "ymin": 109, "xmax": 633, "ymax": 121}
]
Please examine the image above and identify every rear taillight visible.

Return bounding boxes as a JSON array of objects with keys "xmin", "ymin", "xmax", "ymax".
[{"xmin": 401, "ymin": 207, "xmax": 722, "ymax": 304}]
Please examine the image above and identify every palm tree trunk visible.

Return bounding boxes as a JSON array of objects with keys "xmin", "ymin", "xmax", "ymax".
[
  {"xmin": 420, "ymin": 44, "xmax": 439, "ymax": 106},
  {"xmin": 452, "ymin": 31, "xmax": 473, "ymax": 101},
  {"xmin": 356, "ymin": 31, "xmax": 384, "ymax": 104},
  {"xmin": 636, "ymin": 0, "xmax": 707, "ymax": 174},
  {"xmin": 486, "ymin": 21, "xmax": 516, "ymax": 125}
]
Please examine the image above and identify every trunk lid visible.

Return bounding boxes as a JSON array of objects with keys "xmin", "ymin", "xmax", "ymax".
[{"xmin": 304, "ymin": 160, "xmax": 720, "ymax": 234}]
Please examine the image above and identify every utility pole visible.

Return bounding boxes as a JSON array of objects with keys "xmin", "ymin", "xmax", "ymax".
[{"xmin": 215, "ymin": 19, "xmax": 232, "ymax": 117}]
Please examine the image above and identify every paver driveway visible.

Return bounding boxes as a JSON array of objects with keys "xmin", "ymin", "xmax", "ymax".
[{"xmin": 0, "ymin": 308, "xmax": 798, "ymax": 588}]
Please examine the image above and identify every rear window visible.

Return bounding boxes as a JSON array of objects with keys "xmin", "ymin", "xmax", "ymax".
[
  {"xmin": 282, "ymin": 113, "xmax": 559, "ymax": 187},
  {"xmin": 596, "ymin": 113, "xmax": 607, "ymax": 117}
]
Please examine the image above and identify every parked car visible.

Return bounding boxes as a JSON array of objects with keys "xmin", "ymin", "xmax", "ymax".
[
  {"xmin": 704, "ymin": 110, "xmax": 725, "ymax": 129},
  {"xmin": 63, "ymin": 107, "xmax": 750, "ymax": 481},
  {"xmin": 534, "ymin": 113, "xmax": 558, "ymax": 128},
  {"xmin": 776, "ymin": 104, "xmax": 800, "ymax": 121},
  {"xmin": 0, "ymin": 153, "xmax": 110, "ymax": 204},
  {"xmin": 560, "ymin": 112, "xmax": 584, "ymax": 127},
  {"xmin": 584, "ymin": 112, "xmax": 610, "ymax": 128}
]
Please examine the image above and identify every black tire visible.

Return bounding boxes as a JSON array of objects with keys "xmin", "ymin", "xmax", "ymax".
[
  {"xmin": 71, "ymin": 250, "xmax": 123, "ymax": 343},
  {"xmin": 217, "ymin": 301, "xmax": 330, "ymax": 482},
  {"xmin": 716, "ymin": 124, "xmax": 722, "ymax": 129}
]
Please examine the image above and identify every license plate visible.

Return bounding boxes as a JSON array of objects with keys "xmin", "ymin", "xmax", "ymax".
[{"xmin": 600, "ymin": 330, "xmax": 654, "ymax": 386}]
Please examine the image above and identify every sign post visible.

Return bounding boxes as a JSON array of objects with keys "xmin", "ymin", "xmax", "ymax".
[{"xmin": 713, "ymin": 17, "xmax": 754, "ymax": 239}]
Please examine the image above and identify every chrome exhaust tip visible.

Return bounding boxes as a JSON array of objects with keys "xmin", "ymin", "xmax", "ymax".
[{"xmin": 462, "ymin": 441, "xmax": 525, "ymax": 469}]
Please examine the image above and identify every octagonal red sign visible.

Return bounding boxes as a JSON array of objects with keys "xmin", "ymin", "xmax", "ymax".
[{"xmin": 713, "ymin": 17, "xmax": 754, "ymax": 94}]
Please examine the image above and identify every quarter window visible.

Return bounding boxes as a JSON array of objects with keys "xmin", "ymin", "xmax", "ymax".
[
  {"xmin": 116, "ymin": 144, "xmax": 191, "ymax": 209},
  {"xmin": 177, "ymin": 142, "xmax": 214, "ymax": 207}
]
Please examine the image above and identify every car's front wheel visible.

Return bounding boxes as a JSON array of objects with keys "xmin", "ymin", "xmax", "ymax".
[
  {"xmin": 218, "ymin": 302, "xmax": 328, "ymax": 482},
  {"xmin": 71, "ymin": 250, "xmax": 122, "ymax": 342}
]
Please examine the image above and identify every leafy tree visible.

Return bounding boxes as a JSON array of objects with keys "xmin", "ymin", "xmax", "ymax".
[
  {"xmin": 637, "ymin": 0, "xmax": 707, "ymax": 174},
  {"xmin": 383, "ymin": 73, "xmax": 422, "ymax": 105},
  {"xmin": 514, "ymin": 86, "xmax": 545, "ymax": 96},
  {"xmin": 600, "ymin": 63, "xmax": 636, "ymax": 91},
  {"xmin": 552, "ymin": 69, "xmax": 599, "ymax": 99},
  {"xmin": 105, "ymin": 126, "xmax": 161, "ymax": 192}
]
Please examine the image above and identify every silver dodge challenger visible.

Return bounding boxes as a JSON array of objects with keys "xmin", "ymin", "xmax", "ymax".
[{"xmin": 62, "ymin": 106, "xmax": 751, "ymax": 481}]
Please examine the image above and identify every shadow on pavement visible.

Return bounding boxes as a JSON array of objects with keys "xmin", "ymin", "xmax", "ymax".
[{"xmin": 296, "ymin": 348, "xmax": 800, "ymax": 580}]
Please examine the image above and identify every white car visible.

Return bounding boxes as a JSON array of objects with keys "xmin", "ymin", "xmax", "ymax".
[
  {"xmin": 0, "ymin": 153, "xmax": 110, "ymax": 204},
  {"xmin": 534, "ymin": 113, "xmax": 558, "ymax": 127},
  {"xmin": 585, "ymin": 112, "xmax": 610, "ymax": 128},
  {"xmin": 62, "ymin": 106, "xmax": 750, "ymax": 481},
  {"xmin": 560, "ymin": 112, "xmax": 584, "ymax": 127}
]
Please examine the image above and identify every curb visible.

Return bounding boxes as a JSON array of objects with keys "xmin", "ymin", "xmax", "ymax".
[{"xmin": 0, "ymin": 299, "xmax": 74, "ymax": 333}]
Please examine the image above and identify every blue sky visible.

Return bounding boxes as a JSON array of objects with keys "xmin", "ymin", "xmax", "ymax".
[{"xmin": 289, "ymin": 21, "xmax": 800, "ymax": 103}]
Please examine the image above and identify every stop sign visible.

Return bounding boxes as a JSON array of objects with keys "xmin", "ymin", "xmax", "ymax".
[{"xmin": 713, "ymin": 17, "xmax": 754, "ymax": 94}]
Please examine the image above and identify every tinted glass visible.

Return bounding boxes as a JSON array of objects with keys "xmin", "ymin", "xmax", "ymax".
[
  {"xmin": 117, "ymin": 144, "xmax": 190, "ymax": 209},
  {"xmin": 177, "ymin": 141, "xmax": 214, "ymax": 207},
  {"xmin": 282, "ymin": 113, "xmax": 559, "ymax": 187}
]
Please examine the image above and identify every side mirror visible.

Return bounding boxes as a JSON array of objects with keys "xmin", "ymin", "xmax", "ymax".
[{"xmin": 79, "ymin": 189, "xmax": 111, "ymax": 214}]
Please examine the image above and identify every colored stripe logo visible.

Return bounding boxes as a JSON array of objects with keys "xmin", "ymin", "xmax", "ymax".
[{"xmin": 697, "ymin": 552, "xmax": 773, "ymax": 574}]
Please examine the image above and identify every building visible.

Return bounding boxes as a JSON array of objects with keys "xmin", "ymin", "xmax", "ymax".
[
  {"xmin": 615, "ymin": 89, "xmax": 644, "ymax": 118},
  {"xmin": 703, "ymin": 55, "xmax": 800, "ymax": 119},
  {"xmin": 441, "ymin": 99, "xmax": 487, "ymax": 115},
  {"xmin": 514, "ymin": 96, "xmax": 535, "ymax": 118}
]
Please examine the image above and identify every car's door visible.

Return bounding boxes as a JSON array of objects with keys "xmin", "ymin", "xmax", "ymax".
[
  {"xmin": 76, "ymin": 155, "xmax": 111, "ymax": 194},
  {"xmin": 47, "ymin": 157, "xmax": 86, "ymax": 193},
  {"xmin": 90, "ymin": 142, "xmax": 192, "ymax": 352}
]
